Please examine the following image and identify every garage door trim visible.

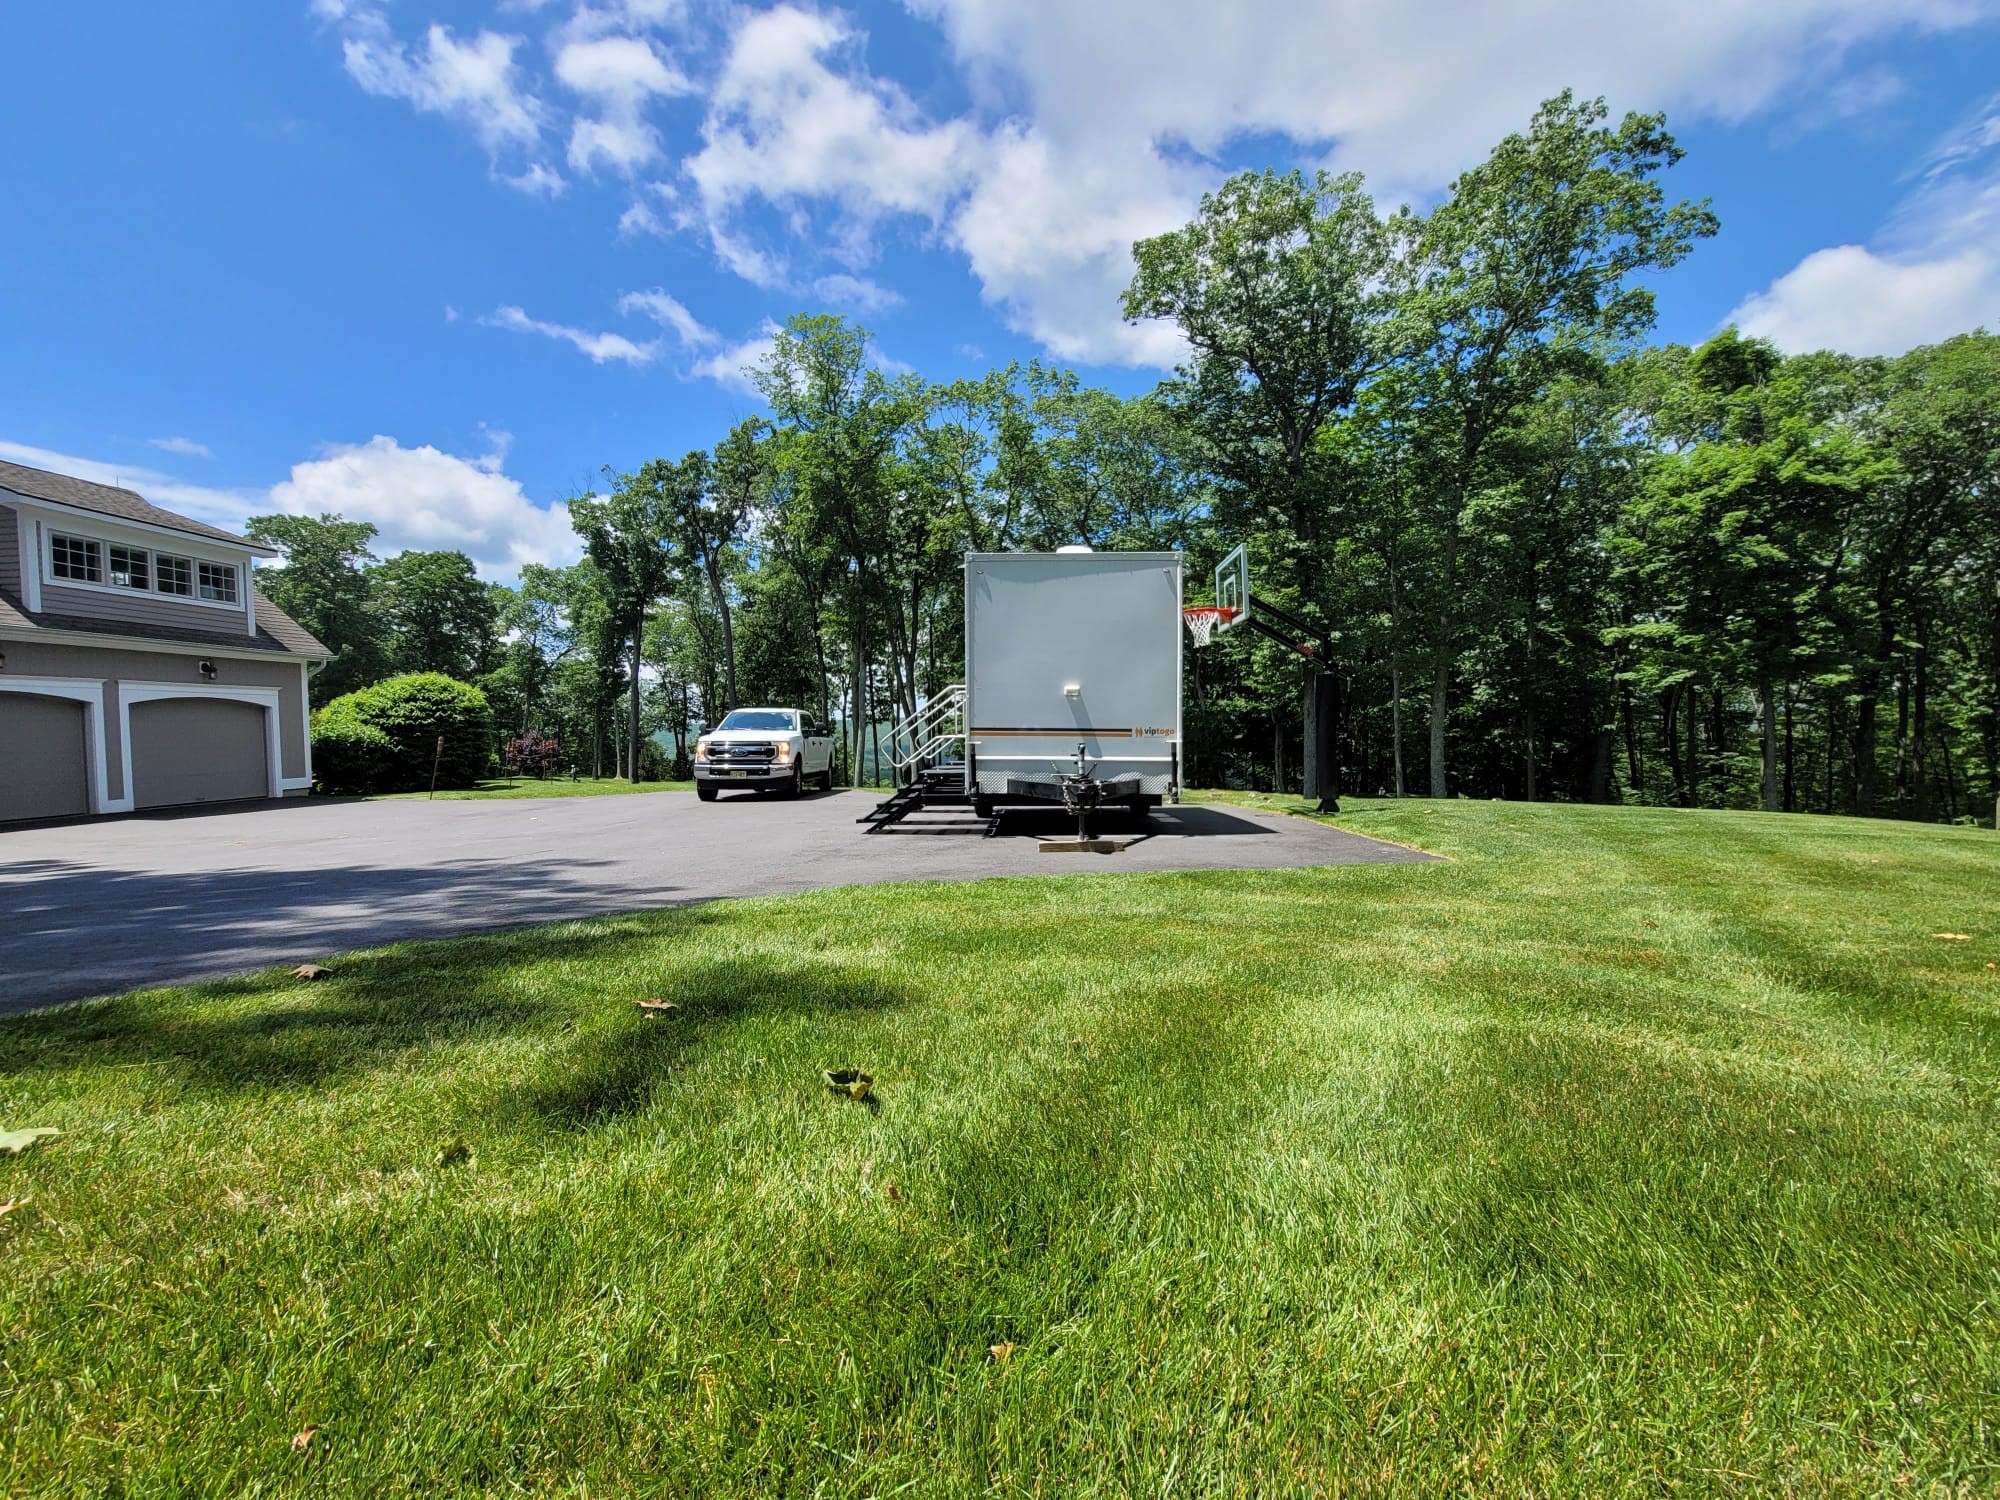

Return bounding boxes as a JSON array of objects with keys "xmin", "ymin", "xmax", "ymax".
[
  {"xmin": 0, "ymin": 677, "xmax": 116, "ymax": 814},
  {"xmin": 118, "ymin": 682, "xmax": 283, "ymax": 807}
]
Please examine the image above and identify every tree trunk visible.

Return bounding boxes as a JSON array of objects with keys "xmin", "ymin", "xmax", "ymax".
[
  {"xmin": 1621, "ymin": 684, "xmax": 1641, "ymax": 800},
  {"xmin": 1782, "ymin": 682, "xmax": 1796, "ymax": 814},
  {"xmin": 705, "ymin": 558, "xmax": 739, "ymax": 712},
  {"xmin": 1390, "ymin": 662, "xmax": 1405, "ymax": 797},
  {"xmin": 1662, "ymin": 689, "xmax": 1685, "ymax": 807},
  {"xmin": 1853, "ymin": 691, "xmax": 1879, "ymax": 816},
  {"xmin": 1523, "ymin": 546, "xmax": 1538, "ymax": 802},
  {"xmin": 628, "ymin": 622, "xmax": 644, "ymax": 782},
  {"xmin": 1757, "ymin": 674, "xmax": 1779, "ymax": 813},
  {"xmin": 1686, "ymin": 685, "xmax": 1701, "ymax": 808},
  {"xmin": 1428, "ymin": 527, "xmax": 1458, "ymax": 797},
  {"xmin": 1910, "ymin": 640, "xmax": 1933, "ymax": 823},
  {"xmin": 1588, "ymin": 728, "xmax": 1614, "ymax": 804},
  {"xmin": 850, "ymin": 607, "xmax": 867, "ymax": 788}
]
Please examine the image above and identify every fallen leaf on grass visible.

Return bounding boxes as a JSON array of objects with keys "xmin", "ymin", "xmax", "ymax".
[
  {"xmin": 0, "ymin": 1128, "xmax": 59, "ymax": 1156},
  {"xmin": 823, "ymin": 1069, "xmax": 873, "ymax": 1102},
  {"xmin": 290, "ymin": 964, "xmax": 330, "ymax": 981},
  {"xmin": 989, "ymin": 1342, "xmax": 1015, "ymax": 1364},
  {"xmin": 1931, "ymin": 933, "xmax": 1973, "ymax": 941},
  {"xmin": 291, "ymin": 1425, "xmax": 321, "ymax": 1453},
  {"xmin": 636, "ymin": 998, "xmax": 680, "ymax": 1014},
  {"xmin": 885, "ymin": 1181, "xmax": 904, "ymax": 1204}
]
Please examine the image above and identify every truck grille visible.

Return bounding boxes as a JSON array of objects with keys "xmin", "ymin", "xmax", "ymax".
[{"xmin": 708, "ymin": 741, "xmax": 777, "ymax": 765}]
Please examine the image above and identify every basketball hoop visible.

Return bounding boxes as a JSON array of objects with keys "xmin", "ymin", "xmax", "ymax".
[{"xmin": 1182, "ymin": 605, "xmax": 1238, "ymax": 647}]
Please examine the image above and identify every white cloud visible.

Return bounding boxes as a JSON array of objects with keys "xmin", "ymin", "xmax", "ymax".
[
  {"xmin": 1731, "ymin": 94, "xmax": 2000, "ymax": 353},
  {"xmin": 689, "ymin": 322, "xmax": 781, "ymax": 394},
  {"xmin": 619, "ymin": 198, "xmax": 665, "ymax": 237},
  {"xmin": 684, "ymin": 5, "xmax": 976, "ymax": 277},
  {"xmin": 555, "ymin": 34, "xmax": 692, "ymax": 175},
  {"xmin": 312, "ymin": 0, "xmax": 2000, "ymax": 367},
  {"xmin": 341, "ymin": 21, "xmax": 544, "ymax": 151},
  {"xmin": 148, "ymin": 436, "xmax": 213, "ymax": 459},
  {"xmin": 1730, "ymin": 246, "xmax": 1998, "ymax": 354},
  {"xmin": 1, "ymin": 436, "xmax": 579, "ymax": 581},
  {"xmin": 499, "ymin": 161, "xmax": 567, "ymax": 196},
  {"xmin": 812, "ymin": 272, "xmax": 902, "ymax": 313},
  {"xmin": 483, "ymin": 304, "xmax": 664, "ymax": 364},
  {"xmin": 323, "ymin": 3, "xmax": 562, "ymax": 190},
  {"xmin": 553, "ymin": 33, "xmax": 688, "ymax": 101},
  {"xmin": 618, "ymin": 287, "xmax": 719, "ymax": 347},
  {"xmin": 483, "ymin": 288, "xmax": 771, "ymax": 390},
  {"xmin": 270, "ymin": 435, "xmax": 579, "ymax": 575}
]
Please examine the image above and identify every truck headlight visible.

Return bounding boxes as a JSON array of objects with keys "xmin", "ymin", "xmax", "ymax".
[
  {"xmin": 775, "ymin": 740, "xmax": 794, "ymax": 764},
  {"xmin": 694, "ymin": 738, "xmax": 710, "ymax": 761}
]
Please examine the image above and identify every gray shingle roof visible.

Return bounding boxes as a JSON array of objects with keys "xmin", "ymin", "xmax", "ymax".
[
  {"xmin": 0, "ymin": 584, "xmax": 332, "ymax": 659},
  {"xmin": 0, "ymin": 457, "xmax": 252, "ymax": 547}
]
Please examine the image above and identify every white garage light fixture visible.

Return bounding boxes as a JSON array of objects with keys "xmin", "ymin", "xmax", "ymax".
[
  {"xmin": 1063, "ymin": 682, "xmax": 1081, "ymax": 698},
  {"xmin": 198, "ymin": 659, "xmax": 218, "ymax": 681}
]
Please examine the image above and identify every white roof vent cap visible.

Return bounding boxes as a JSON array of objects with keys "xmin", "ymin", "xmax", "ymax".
[{"xmin": 1056, "ymin": 544, "xmax": 1094, "ymax": 554}]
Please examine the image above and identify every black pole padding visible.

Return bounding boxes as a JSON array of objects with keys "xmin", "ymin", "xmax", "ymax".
[{"xmin": 1304, "ymin": 673, "xmax": 1341, "ymax": 812}]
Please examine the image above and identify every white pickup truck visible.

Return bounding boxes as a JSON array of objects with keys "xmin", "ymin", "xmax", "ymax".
[{"xmin": 694, "ymin": 708, "xmax": 837, "ymax": 801}]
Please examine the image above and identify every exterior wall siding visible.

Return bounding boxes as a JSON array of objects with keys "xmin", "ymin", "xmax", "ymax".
[
  {"xmin": 0, "ymin": 638, "xmax": 310, "ymax": 790},
  {"xmin": 40, "ymin": 580, "xmax": 251, "ymax": 634},
  {"xmin": 0, "ymin": 502, "xmax": 19, "ymax": 596}
]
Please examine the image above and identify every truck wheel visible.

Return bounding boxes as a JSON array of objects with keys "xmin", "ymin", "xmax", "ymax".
[
  {"xmin": 784, "ymin": 765, "xmax": 804, "ymax": 799},
  {"xmin": 820, "ymin": 764, "xmax": 836, "ymax": 792},
  {"xmin": 697, "ymin": 784, "xmax": 718, "ymax": 802}
]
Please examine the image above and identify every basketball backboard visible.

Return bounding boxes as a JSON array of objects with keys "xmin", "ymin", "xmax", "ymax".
[{"xmin": 1213, "ymin": 544, "xmax": 1249, "ymax": 633}]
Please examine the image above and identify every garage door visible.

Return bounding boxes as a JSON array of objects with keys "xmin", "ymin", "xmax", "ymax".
[
  {"xmin": 0, "ymin": 693, "xmax": 90, "ymax": 822},
  {"xmin": 130, "ymin": 697, "xmax": 269, "ymax": 810}
]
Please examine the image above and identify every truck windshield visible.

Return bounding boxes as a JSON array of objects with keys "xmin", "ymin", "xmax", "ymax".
[{"xmin": 716, "ymin": 710, "xmax": 797, "ymax": 731}]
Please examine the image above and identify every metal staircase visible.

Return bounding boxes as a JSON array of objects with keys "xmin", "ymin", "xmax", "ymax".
[{"xmin": 858, "ymin": 686, "xmax": 992, "ymax": 833}]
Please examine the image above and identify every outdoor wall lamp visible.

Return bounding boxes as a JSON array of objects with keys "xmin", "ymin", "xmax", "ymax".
[{"xmin": 198, "ymin": 659, "xmax": 218, "ymax": 681}]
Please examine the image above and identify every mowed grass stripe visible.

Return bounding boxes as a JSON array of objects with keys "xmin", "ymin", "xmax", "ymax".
[{"xmin": 2, "ymin": 800, "xmax": 1997, "ymax": 1495}]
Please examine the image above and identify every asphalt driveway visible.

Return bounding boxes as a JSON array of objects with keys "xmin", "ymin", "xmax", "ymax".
[{"xmin": 0, "ymin": 790, "xmax": 1432, "ymax": 1012}]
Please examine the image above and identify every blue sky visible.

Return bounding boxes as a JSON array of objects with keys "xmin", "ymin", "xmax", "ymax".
[{"xmin": 3, "ymin": 1, "xmax": 1997, "ymax": 580}]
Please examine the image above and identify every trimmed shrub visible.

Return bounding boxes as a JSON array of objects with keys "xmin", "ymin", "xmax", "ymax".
[
  {"xmin": 315, "ymin": 673, "xmax": 493, "ymax": 792},
  {"xmin": 309, "ymin": 707, "xmax": 396, "ymax": 795}
]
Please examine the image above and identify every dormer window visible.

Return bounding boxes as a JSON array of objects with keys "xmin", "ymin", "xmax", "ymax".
[
  {"xmin": 43, "ymin": 530, "xmax": 243, "ymax": 608},
  {"xmin": 108, "ymin": 543, "xmax": 149, "ymax": 590},
  {"xmin": 51, "ymin": 532, "xmax": 102, "ymax": 583},
  {"xmin": 197, "ymin": 560, "xmax": 238, "ymax": 603}
]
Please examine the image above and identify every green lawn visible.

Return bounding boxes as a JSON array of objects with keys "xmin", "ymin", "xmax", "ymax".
[
  {"xmin": 376, "ymin": 775, "xmax": 695, "ymax": 800},
  {"xmin": 3, "ymin": 802, "xmax": 1996, "ymax": 1496}
]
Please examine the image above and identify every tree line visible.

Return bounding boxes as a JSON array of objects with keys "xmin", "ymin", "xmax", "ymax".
[{"xmin": 257, "ymin": 92, "xmax": 1997, "ymax": 822}]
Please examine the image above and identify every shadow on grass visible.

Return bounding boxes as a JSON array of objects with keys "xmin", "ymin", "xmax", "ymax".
[
  {"xmin": 0, "ymin": 904, "xmax": 912, "ymax": 1112},
  {"xmin": 521, "ymin": 957, "xmax": 909, "ymax": 1130}
]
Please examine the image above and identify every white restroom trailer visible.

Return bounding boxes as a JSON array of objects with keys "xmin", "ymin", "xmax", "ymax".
[{"xmin": 961, "ymin": 549, "xmax": 1183, "ymax": 813}]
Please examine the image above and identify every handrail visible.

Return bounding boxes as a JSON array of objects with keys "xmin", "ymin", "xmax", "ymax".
[{"xmin": 888, "ymin": 684, "xmax": 965, "ymax": 783}]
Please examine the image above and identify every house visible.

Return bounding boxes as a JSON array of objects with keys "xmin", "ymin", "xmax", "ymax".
[{"xmin": 0, "ymin": 458, "xmax": 331, "ymax": 823}]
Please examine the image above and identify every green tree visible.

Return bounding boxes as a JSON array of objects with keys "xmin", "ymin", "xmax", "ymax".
[
  {"xmin": 243, "ymin": 512, "xmax": 385, "ymax": 701},
  {"xmin": 1400, "ymin": 91, "xmax": 1719, "ymax": 796},
  {"xmin": 571, "ymin": 474, "xmax": 674, "ymax": 782},
  {"xmin": 370, "ymin": 549, "xmax": 500, "ymax": 681}
]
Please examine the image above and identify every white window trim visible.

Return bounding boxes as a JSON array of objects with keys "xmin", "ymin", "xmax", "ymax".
[
  {"xmin": 15, "ymin": 509, "xmax": 40, "ymax": 611},
  {"xmin": 117, "ymin": 682, "xmax": 284, "ymax": 807},
  {"xmin": 0, "ymin": 678, "xmax": 119, "ymax": 814},
  {"xmin": 43, "ymin": 528, "xmax": 246, "ymax": 614}
]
